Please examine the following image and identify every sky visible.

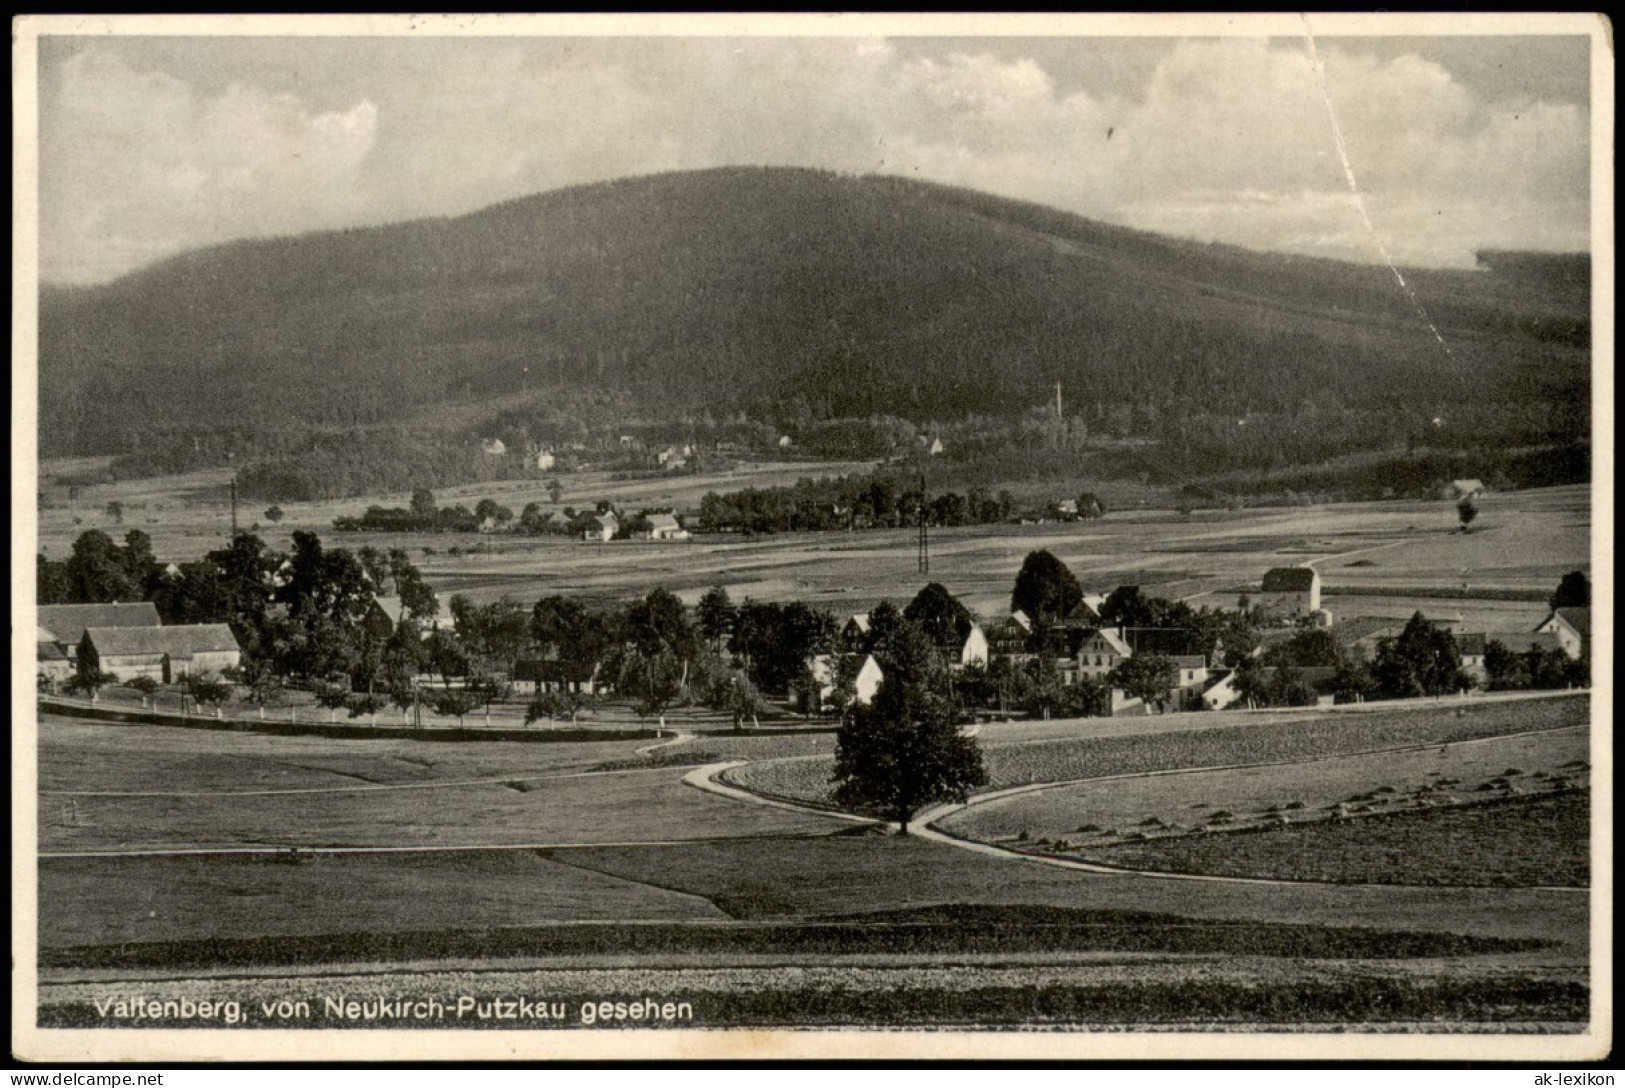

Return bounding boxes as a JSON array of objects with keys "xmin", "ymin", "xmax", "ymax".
[{"xmin": 33, "ymin": 29, "xmax": 1593, "ymax": 284}]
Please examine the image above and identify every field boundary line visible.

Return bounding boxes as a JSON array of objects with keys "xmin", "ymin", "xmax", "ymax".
[
  {"xmin": 945, "ymin": 723, "xmax": 1588, "ymax": 815},
  {"xmin": 38, "ymin": 830, "xmax": 833, "ymax": 861},
  {"xmin": 912, "ymin": 805, "xmax": 1590, "ymax": 894},
  {"xmin": 684, "ymin": 762, "xmax": 882, "ymax": 825},
  {"xmin": 39, "ymin": 762, "xmax": 694, "ymax": 799}
]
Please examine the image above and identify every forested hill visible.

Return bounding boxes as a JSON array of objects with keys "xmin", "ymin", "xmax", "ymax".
[{"xmin": 38, "ymin": 166, "xmax": 1589, "ymax": 457}]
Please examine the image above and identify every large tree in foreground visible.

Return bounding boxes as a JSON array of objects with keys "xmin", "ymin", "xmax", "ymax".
[{"xmin": 832, "ymin": 676, "xmax": 986, "ymax": 834}]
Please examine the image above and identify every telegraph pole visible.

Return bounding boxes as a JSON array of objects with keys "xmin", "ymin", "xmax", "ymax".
[
  {"xmin": 230, "ymin": 474, "xmax": 239, "ymax": 536},
  {"xmin": 917, "ymin": 473, "xmax": 929, "ymax": 575}
]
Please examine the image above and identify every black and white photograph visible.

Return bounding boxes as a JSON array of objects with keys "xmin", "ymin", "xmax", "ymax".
[{"xmin": 11, "ymin": 12, "xmax": 1611, "ymax": 1063}]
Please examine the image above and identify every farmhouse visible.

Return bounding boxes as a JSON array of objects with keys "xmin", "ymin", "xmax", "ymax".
[
  {"xmin": 987, "ymin": 611, "xmax": 1033, "ymax": 659},
  {"xmin": 1170, "ymin": 655, "xmax": 1211, "ymax": 691},
  {"xmin": 806, "ymin": 653, "xmax": 884, "ymax": 710},
  {"xmin": 38, "ymin": 602, "xmax": 162, "ymax": 649},
  {"xmin": 36, "ymin": 627, "xmax": 75, "ymax": 681},
  {"xmin": 841, "ymin": 613, "xmax": 872, "ymax": 651},
  {"xmin": 363, "ymin": 597, "xmax": 407, "ymax": 640},
  {"xmin": 957, "ymin": 624, "xmax": 990, "ymax": 669},
  {"xmin": 634, "ymin": 513, "xmax": 691, "ymax": 542},
  {"xmin": 480, "ymin": 437, "xmax": 507, "ymax": 456},
  {"xmin": 512, "ymin": 659, "xmax": 604, "ymax": 696},
  {"xmin": 79, "ymin": 624, "xmax": 241, "ymax": 684},
  {"xmin": 534, "ymin": 449, "xmax": 556, "ymax": 471},
  {"xmin": 1060, "ymin": 597, "xmax": 1103, "ymax": 629},
  {"xmin": 1075, "ymin": 628, "xmax": 1133, "ymax": 681},
  {"xmin": 1447, "ymin": 479, "xmax": 1487, "ymax": 500},
  {"xmin": 1257, "ymin": 566, "xmax": 1321, "ymax": 621},
  {"xmin": 1535, "ymin": 607, "xmax": 1590, "ymax": 661},
  {"xmin": 582, "ymin": 512, "xmax": 618, "ymax": 543}
]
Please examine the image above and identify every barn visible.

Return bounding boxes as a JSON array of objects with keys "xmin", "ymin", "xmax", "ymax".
[{"xmin": 78, "ymin": 624, "xmax": 241, "ymax": 683}]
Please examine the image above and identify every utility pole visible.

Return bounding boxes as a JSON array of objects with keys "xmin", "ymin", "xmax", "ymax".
[
  {"xmin": 916, "ymin": 473, "xmax": 929, "ymax": 575},
  {"xmin": 230, "ymin": 475, "xmax": 239, "ymax": 536},
  {"xmin": 1055, "ymin": 380, "xmax": 1063, "ymax": 420}
]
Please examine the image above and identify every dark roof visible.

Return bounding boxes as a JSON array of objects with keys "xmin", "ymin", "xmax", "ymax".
[
  {"xmin": 1061, "ymin": 600, "xmax": 1101, "ymax": 626},
  {"xmin": 1548, "ymin": 607, "xmax": 1591, "ymax": 638},
  {"xmin": 37, "ymin": 641, "xmax": 72, "ymax": 663},
  {"xmin": 370, "ymin": 597, "xmax": 405, "ymax": 625},
  {"xmin": 38, "ymin": 602, "xmax": 161, "ymax": 645},
  {"xmin": 1261, "ymin": 567, "xmax": 1318, "ymax": 592},
  {"xmin": 514, "ymin": 659, "xmax": 598, "ymax": 683},
  {"xmin": 1484, "ymin": 632, "xmax": 1566, "ymax": 656},
  {"xmin": 1331, "ymin": 615, "xmax": 1407, "ymax": 646},
  {"xmin": 84, "ymin": 624, "xmax": 240, "ymax": 657},
  {"xmin": 1260, "ymin": 666, "xmax": 1339, "ymax": 691},
  {"xmin": 1123, "ymin": 627, "xmax": 1204, "ymax": 656},
  {"xmin": 1458, "ymin": 633, "xmax": 1488, "ymax": 655}
]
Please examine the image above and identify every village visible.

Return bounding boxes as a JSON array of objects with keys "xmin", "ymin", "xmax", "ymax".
[{"xmin": 37, "ymin": 497, "xmax": 1591, "ymax": 732}]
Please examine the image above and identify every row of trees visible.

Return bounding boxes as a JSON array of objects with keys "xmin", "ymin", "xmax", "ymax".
[
  {"xmin": 39, "ymin": 528, "xmax": 439, "ymax": 706},
  {"xmin": 694, "ymin": 474, "xmax": 1111, "ymax": 536}
]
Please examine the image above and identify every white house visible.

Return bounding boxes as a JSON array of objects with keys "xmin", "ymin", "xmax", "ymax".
[
  {"xmin": 36, "ymin": 627, "xmax": 75, "ymax": 682},
  {"xmin": 1075, "ymin": 628, "xmax": 1133, "ymax": 681},
  {"xmin": 1171, "ymin": 654, "xmax": 1211, "ymax": 691},
  {"xmin": 534, "ymin": 449, "xmax": 556, "ymax": 471},
  {"xmin": 480, "ymin": 437, "xmax": 507, "ymax": 456},
  {"xmin": 958, "ymin": 624, "xmax": 989, "ymax": 669},
  {"xmin": 1258, "ymin": 567, "xmax": 1322, "ymax": 621},
  {"xmin": 582, "ymin": 512, "xmax": 618, "ymax": 543},
  {"xmin": 512, "ymin": 659, "xmax": 604, "ymax": 696},
  {"xmin": 1447, "ymin": 479, "xmax": 1487, "ymax": 500},
  {"xmin": 635, "ymin": 513, "xmax": 691, "ymax": 541},
  {"xmin": 1534, "ymin": 607, "xmax": 1590, "ymax": 661},
  {"xmin": 807, "ymin": 653, "xmax": 884, "ymax": 710}
]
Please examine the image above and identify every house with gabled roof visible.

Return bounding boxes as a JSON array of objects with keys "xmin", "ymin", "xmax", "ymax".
[
  {"xmin": 38, "ymin": 602, "xmax": 162, "ymax": 649},
  {"xmin": 1535, "ymin": 607, "xmax": 1591, "ymax": 661},
  {"xmin": 1076, "ymin": 628, "xmax": 1133, "ymax": 681},
  {"xmin": 957, "ymin": 623, "xmax": 990, "ymax": 669},
  {"xmin": 79, "ymin": 624, "xmax": 241, "ymax": 684},
  {"xmin": 840, "ymin": 613, "xmax": 872, "ymax": 651},
  {"xmin": 806, "ymin": 653, "xmax": 884, "ymax": 711},
  {"xmin": 512, "ymin": 658, "xmax": 605, "ymax": 696},
  {"xmin": 1258, "ymin": 566, "xmax": 1321, "ymax": 621},
  {"xmin": 363, "ymin": 596, "xmax": 408, "ymax": 640},
  {"xmin": 634, "ymin": 512, "xmax": 691, "ymax": 541},
  {"xmin": 987, "ymin": 611, "xmax": 1033, "ymax": 660},
  {"xmin": 582, "ymin": 512, "xmax": 618, "ymax": 543}
]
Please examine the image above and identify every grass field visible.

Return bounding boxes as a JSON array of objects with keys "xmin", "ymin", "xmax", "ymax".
[
  {"xmin": 37, "ymin": 462, "xmax": 1587, "ymax": 622},
  {"xmin": 40, "ymin": 762, "xmax": 833, "ymax": 853},
  {"xmin": 1081, "ymin": 791, "xmax": 1590, "ymax": 888},
  {"xmin": 39, "ymin": 850, "xmax": 729, "ymax": 948},
  {"xmin": 943, "ymin": 724, "xmax": 1589, "ymax": 850},
  {"xmin": 551, "ymin": 836, "xmax": 1588, "ymax": 952},
  {"xmin": 727, "ymin": 694, "xmax": 1589, "ymax": 805},
  {"xmin": 29, "ymin": 481, "xmax": 1595, "ymax": 1029}
]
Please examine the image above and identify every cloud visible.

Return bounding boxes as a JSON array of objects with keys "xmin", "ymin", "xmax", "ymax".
[
  {"xmin": 36, "ymin": 36, "xmax": 1590, "ymax": 282},
  {"xmin": 42, "ymin": 49, "xmax": 377, "ymax": 281}
]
